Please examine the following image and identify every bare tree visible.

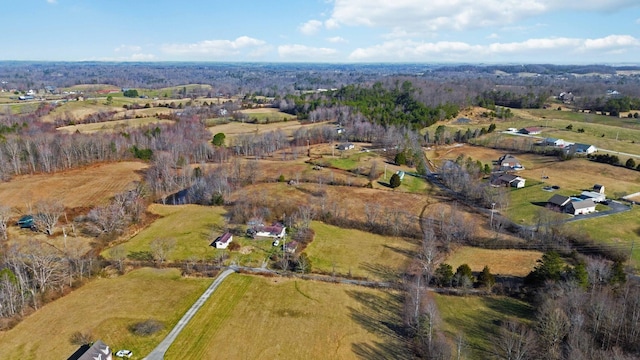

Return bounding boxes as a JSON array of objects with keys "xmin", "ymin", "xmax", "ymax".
[
  {"xmin": 33, "ymin": 199, "xmax": 64, "ymax": 236},
  {"xmin": 150, "ymin": 237, "xmax": 176, "ymax": 264},
  {"xmin": 0, "ymin": 204, "xmax": 11, "ymax": 240},
  {"xmin": 110, "ymin": 245, "xmax": 127, "ymax": 273},
  {"xmin": 493, "ymin": 321, "xmax": 536, "ymax": 360}
]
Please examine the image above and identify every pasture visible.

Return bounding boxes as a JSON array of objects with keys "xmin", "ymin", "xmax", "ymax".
[
  {"xmin": 0, "ymin": 161, "xmax": 147, "ymax": 211},
  {"xmin": 166, "ymin": 274, "xmax": 410, "ymax": 360},
  {"xmin": 444, "ymin": 246, "xmax": 542, "ymax": 277},
  {"xmin": 433, "ymin": 293, "xmax": 533, "ymax": 360},
  {"xmin": 305, "ymin": 221, "xmax": 419, "ymax": 280},
  {"xmin": 209, "ymin": 119, "xmax": 322, "ymax": 139},
  {"xmin": 103, "ymin": 204, "xmax": 226, "ymax": 262},
  {"xmin": 57, "ymin": 118, "xmax": 174, "ymax": 134},
  {"xmin": 0, "ymin": 268, "xmax": 212, "ymax": 360},
  {"xmin": 239, "ymin": 107, "xmax": 297, "ymax": 123}
]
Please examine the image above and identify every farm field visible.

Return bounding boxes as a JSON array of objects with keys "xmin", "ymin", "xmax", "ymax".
[
  {"xmin": 57, "ymin": 118, "xmax": 174, "ymax": 134},
  {"xmin": 0, "ymin": 268, "xmax": 212, "ymax": 360},
  {"xmin": 444, "ymin": 246, "xmax": 542, "ymax": 277},
  {"xmin": 208, "ymin": 119, "xmax": 323, "ymax": 139},
  {"xmin": 103, "ymin": 204, "xmax": 226, "ymax": 262},
  {"xmin": 166, "ymin": 274, "xmax": 410, "ymax": 360},
  {"xmin": 239, "ymin": 107, "xmax": 297, "ymax": 122},
  {"xmin": 305, "ymin": 221, "xmax": 419, "ymax": 280},
  {"xmin": 0, "ymin": 161, "xmax": 147, "ymax": 211},
  {"xmin": 433, "ymin": 293, "xmax": 533, "ymax": 360}
]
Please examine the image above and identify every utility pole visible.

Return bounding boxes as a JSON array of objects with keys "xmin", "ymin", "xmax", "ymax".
[{"xmin": 490, "ymin": 202, "xmax": 496, "ymax": 229}]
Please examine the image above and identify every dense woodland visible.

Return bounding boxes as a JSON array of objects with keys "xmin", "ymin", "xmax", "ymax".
[{"xmin": 1, "ymin": 62, "xmax": 640, "ymax": 359}]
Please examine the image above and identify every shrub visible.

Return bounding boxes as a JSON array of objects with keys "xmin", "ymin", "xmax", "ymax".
[
  {"xmin": 389, "ymin": 173, "xmax": 401, "ymax": 188},
  {"xmin": 278, "ymin": 174, "xmax": 285, "ymax": 182},
  {"xmin": 129, "ymin": 319, "xmax": 164, "ymax": 336},
  {"xmin": 227, "ymin": 242, "xmax": 241, "ymax": 251},
  {"xmin": 69, "ymin": 330, "xmax": 93, "ymax": 345},
  {"xmin": 625, "ymin": 158, "xmax": 636, "ymax": 169}
]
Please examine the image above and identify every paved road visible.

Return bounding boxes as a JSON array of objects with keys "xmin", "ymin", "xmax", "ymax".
[{"xmin": 144, "ymin": 268, "xmax": 236, "ymax": 360}]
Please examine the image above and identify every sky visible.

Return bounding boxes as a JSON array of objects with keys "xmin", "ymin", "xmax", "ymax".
[{"xmin": 2, "ymin": 0, "xmax": 640, "ymax": 64}]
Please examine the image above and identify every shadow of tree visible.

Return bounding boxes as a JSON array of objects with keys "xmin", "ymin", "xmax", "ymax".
[
  {"xmin": 346, "ymin": 290, "xmax": 413, "ymax": 359},
  {"xmin": 360, "ymin": 262, "xmax": 402, "ymax": 283}
]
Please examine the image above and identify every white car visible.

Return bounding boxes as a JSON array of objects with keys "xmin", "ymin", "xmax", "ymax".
[
  {"xmin": 272, "ymin": 239, "xmax": 280, "ymax": 247},
  {"xmin": 115, "ymin": 349, "xmax": 133, "ymax": 358}
]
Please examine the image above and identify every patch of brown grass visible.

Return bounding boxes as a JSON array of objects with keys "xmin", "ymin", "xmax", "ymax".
[
  {"xmin": 0, "ymin": 162, "xmax": 147, "ymax": 211},
  {"xmin": 445, "ymin": 246, "xmax": 542, "ymax": 277}
]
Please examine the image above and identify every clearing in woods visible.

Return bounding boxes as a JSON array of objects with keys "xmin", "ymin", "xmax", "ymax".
[
  {"xmin": 444, "ymin": 246, "xmax": 542, "ymax": 277},
  {"xmin": 0, "ymin": 161, "xmax": 147, "ymax": 210},
  {"xmin": 0, "ymin": 268, "xmax": 212, "ymax": 360},
  {"xmin": 165, "ymin": 274, "xmax": 410, "ymax": 360}
]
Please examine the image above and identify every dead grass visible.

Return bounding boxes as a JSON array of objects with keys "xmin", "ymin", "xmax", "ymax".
[
  {"xmin": 57, "ymin": 118, "xmax": 174, "ymax": 134},
  {"xmin": 0, "ymin": 162, "xmax": 147, "ymax": 211},
  {"xmin": 208, "ymin": 120, "xmax": 329, "ymax": 139},
  {"xmin": 0, "ymin": 268, "xmax": 212, "ymax": 360},
  {"xmin": 444, "ymin": 246, "xmax": 542, "ymax": 277},
  {"xmin": 166, "ymin": 274, "xmax": 409, "ymax": 360}
]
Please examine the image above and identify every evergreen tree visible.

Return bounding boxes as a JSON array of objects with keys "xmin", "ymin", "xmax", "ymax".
[
  {"xmin": 477, "ymin": 265, "xmax": 495, "ymax": 289},
  {"xmin": 389, "ymin": 173, "xmax": 401, "ymax": 188}
]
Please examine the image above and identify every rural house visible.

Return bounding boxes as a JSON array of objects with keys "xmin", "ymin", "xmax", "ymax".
[
  {"xmin": 541, "ymin": 138, "xmax": 565, "ymax": 147},
  {"xmin": 519, "ymin": 127, "xmax": 542, "ymax": 135},
  {"xmin": 570, "ymin": 143, "xmax": 597, "ymax": 154},
  {"xmin": 580, "ymin": 191, "xmax": 606, "ymax": 203},
  {"xmin": 492, "ymin": 174, "xmax": 526, "ymax": 188},
  {"xmin": 547, "ymin": 194, "xmax": 571, "ymax": 212},
  {"xmin": 593, "ymin": 184, "xmax": 605, "ymax": 194},
  {"xmin": 283, "ymin": 240, "xmax": 298, "ymax": 254},
  {"xmin": 254, "ymin": 223, "xmax": 286, "ymax": 238},
  {"xmin": 68, "ymin": 339, "xmax": 112, "ymax": 360},
  {"xmin": 337, "ymin": 143, "xmax": 355, "ymax": 151},
  {"xmin": 497, "ymin": 154, "xmax": 523, "ymax": 170},
  {"xmin": 396, "ymin": 170, "xmax": 405, "ymax": 181},
  {"xmin": 568, "ymin": 199, "xmax": 597, "ymax": 215},
  {"xmin": 211, "ymin": 232, "xmax": 233, "ymax": 249}
]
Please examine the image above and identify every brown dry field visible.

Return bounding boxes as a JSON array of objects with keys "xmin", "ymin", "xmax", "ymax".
[
  {"xmin": 426, "ymin": 144, "xmax": 505, "ymax": 165},
  {"xmin": 445, "ymin": 246, "xmax": 542, "ymax": 277},
  {"xmin": 239, "ymin": 108, "xmax": 283, "ymax": 114},
  {"xmin": 0, "ymin": 161, "xmax": 147, "ymax": 212},
  {"xmin": 208, "ymin": 120, "xmax": 329, "ymax": 139},
  {"xmin": 57, "ymin": 118, "xmax": 174, "ymax": 134}
]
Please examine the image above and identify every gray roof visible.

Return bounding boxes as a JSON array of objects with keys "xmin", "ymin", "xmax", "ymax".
[
  {"xmin": 77, "ymin": 340, "xmax": 111, "ymax": 360},
  {"xmin": 573, "ymin": 143, "xmax": 595, "ymax": 151},
  {"xmin": 548, "ymin": 194, "xmax": 571, "ymax": 207},
  {"xmin": 571, "ymin": 199, "xmax": 596, "ymax": 210}
]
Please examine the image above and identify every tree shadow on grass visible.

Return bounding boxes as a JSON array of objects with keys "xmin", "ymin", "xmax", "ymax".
[
  {"xmin": 382, "ymin": 244, "xmax": 419, "ymax": 258},
  {"xmin": 359, "ymin": 262, "xmax": 402, "ymax": 283},
  {"xmin": 346, "ymin": 290, "xmax": 413, "ymax": 360},
  {"xmin": 530, "ymin": 201, "xmax": 548, "ymax": 207}
]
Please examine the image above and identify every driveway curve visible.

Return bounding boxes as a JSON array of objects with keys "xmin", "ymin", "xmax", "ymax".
[{"xmin": 144, "ymin": 268, "xmax": 236, "ymax": 360}]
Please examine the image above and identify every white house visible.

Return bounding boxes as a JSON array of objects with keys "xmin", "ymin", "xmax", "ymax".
[
  {"xmin": 581, "ymin": 191, "xmax": 606, "ymax": 203},
  {"xmin": 255, "ymin": 223, "xmax": 286, "ymax": 238},
  {"xmin": 337, "ymin": 143, "xmax": 355, "ymax": 151},
  {"xmin": 493, "ymin": 174, "xmax": 526, "ymax": 188},
  {"xmin": 571, "ymin": 143, "xmax": 597, "ymax": 154},
  {"xmin": 211, "ymin": 232, "xmax": 233, "ymax": 249},
  {"xmin": 396, "ymin": 170, "xmax": 405, "ymax": 181},
  {"xmin": 568, "ymin": 199, "xmax": 596, "ymax": 215},
  {"xmin": 542, "ymin": 138, "xmax": 565, "ymax": 147}
]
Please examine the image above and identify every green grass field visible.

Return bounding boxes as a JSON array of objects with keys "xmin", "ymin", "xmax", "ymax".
[
  {"xmin": 103, "ymin": 204, "xmax": 227, "ymax": 261},
  {"xmin": 304, "ymin": 221, "xmax": 418, "ymax": 281},
  {"xmin": 0, "ymin": 268, "xmax": 212, "ymax": 360},
  {"xmin": 433, "ymin": 294, "xmax": 534, "ymax": 359},
  {"xmin": 506, "ymin": 182, "xmax": 573, "ymax": 225},
  {"xmin": 166, "ymin": 274, "xmax": 410, "ymax": 360},
  {"xmin": 566, "ymin": 206, "xmax": 640, "ymax": 268}
]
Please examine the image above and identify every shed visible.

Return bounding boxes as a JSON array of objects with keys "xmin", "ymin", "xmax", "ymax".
[
  {"xmin": 593, "ymin": 184, "xmax": 605, "ymax": 194},
  {"xmin": 211, "ymin": 232, "xmax": 233, "ymax": 249},
  {"xmin": 337, "ymin": 143, "xmax": 355, "ymax": 151}
]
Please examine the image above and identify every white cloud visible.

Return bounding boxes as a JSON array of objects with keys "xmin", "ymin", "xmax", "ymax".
[
  {"xmin": 278, "ymin": 44, "xmax": 338, "ymax": 60},
  {"xmin": 328, "ymin": 0, "xmax": 637, "ymax": 33},
  {"xmin": 348, "ymin": 35, "xmax": 640, "ymax": 62},
  {"xmin": 635, "ymin": 18, "xmax": 640, "ymax": 24},
  {"xmin": 130, "ymin": 53, "xmax": 156, "ymax": 61},
  {"xmin": 487, "ymin": 33, "xmax": 500, "ymax": 39},
  {"xmin": 114, "ymin": 45, "xmax": 142, "ymax": 53},
  {"xmin": 46, "ymin": 0, "xmax": 57, "ymax": 4},
  {"xmin": 161, "ymin": 36, "xmax": 268, "ymax": 58},
  {"xmin": 326, "ymin": 36, "xmax": 348, "ymax": 43},
  {"xmin": 299, "ymin": 20, "xmax": 323, "ymax": 35}
]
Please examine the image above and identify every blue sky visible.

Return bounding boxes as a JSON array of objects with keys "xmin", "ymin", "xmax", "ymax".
[{"xmin": 3, "ymin": 0, "xmax": 640, "ymax": 63}]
